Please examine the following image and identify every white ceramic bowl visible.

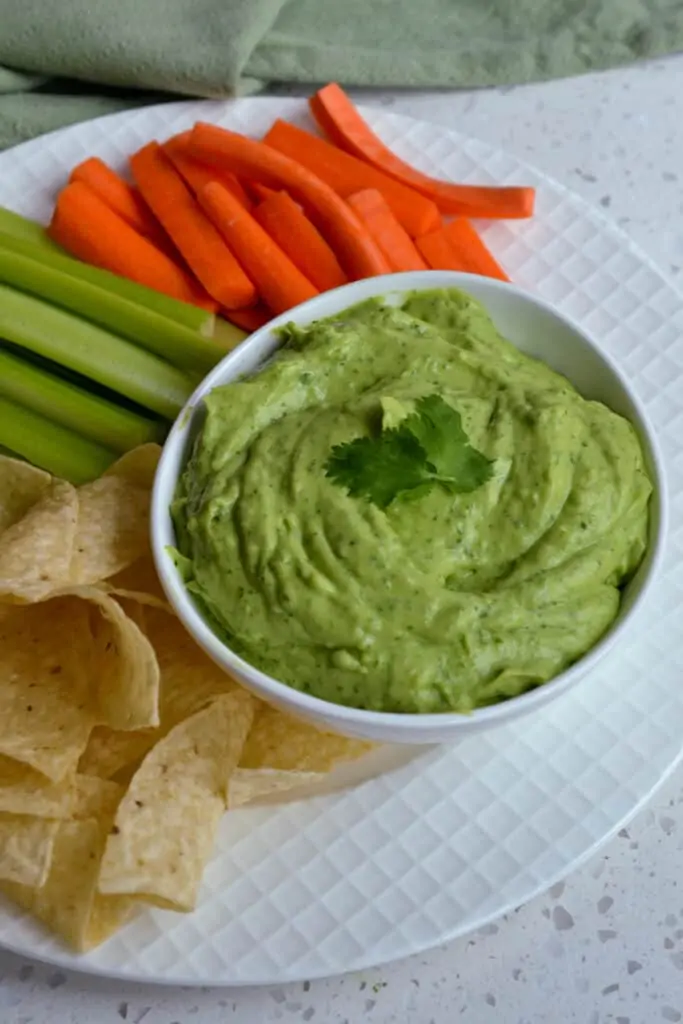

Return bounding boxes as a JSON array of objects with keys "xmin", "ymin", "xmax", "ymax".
[{"xmin": 151, "ymin": 271, "xmax": 667, "ymax": 745}]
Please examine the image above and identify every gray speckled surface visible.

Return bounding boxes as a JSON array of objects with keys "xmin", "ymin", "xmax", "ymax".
[{"xmin": 2, "ymin": 55, "xmax": 683, "ymax": 1024}]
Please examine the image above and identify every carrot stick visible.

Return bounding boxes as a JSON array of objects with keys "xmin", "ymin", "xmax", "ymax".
[
  {"xmin": 130, "ymin": 142, "xmax": 256, "ymax": 310},
  {"xmin": 415, "ymin": 229, "xmax": 469, "ymax": 273},
  {"xmin": 224, "ymin": 305, "xmax": 271, "ymax": 333},
  {"xmin": 189, "ymin": 122, "xmax": 390, "ymax": 281},
  {"xmin": 48, "ymin": 181, "xmax": 218, "ymax": 311},
  {"xmin": 263, "ymin": 119, "xmax": 441, "ymax": 239},
  {"xmin": 310, "ymin": 84, "xmax": 536, "ymax": 220},
  {"xmin": 253, "ymin": 191, "xmax": 347, "ymax": 291},
  {"xmin": 346, "ymin": 189, "xmax": 426, "ymax": 272},
  {"xmin": 164, "ymin": 133, "xmax": 252, "ymax": 210},
  {"xmin": 443, "ymin": 218, "xmax": 510, "ymax": 282},
  {"xmin": 199, "ymin": 182, "xmax": 318, "ymax": 315},
  {"xmin": 248, "ymin": 182, "xmax": 276, "ymax": 203},
  {"xmin": 68, "ymin": 157, "xmax": 171, "ymax": 249}
]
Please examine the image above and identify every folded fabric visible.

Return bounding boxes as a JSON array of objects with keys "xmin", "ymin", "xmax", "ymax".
[{"xmin": 1, "ymin": 0, "xmax": 681, "ymax": 150}]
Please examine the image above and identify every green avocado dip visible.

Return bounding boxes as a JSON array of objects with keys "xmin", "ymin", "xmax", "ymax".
[{"xmin": 172, "ymin": 288, "xmax": 652, "ymax": 714}]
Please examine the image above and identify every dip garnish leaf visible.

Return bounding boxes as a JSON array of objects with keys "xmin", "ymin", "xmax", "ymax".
[
  {"xmin": 326, "ymin": 429, "xmax": 431, "ymax": 509},
  {"xmin": 404, "ymin": 395, "xmax": 494, "ymax": 495},
  {"xmin": 326, "ymin": 394, "xmax": 493, "ymax": 508}
]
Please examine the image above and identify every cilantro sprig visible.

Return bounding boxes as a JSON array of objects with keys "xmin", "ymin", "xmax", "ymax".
[{"xmin": 325, "ymin": 394, "xmax": 493, "ymax": 509}]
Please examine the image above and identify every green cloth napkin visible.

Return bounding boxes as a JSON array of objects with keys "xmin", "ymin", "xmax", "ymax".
[{"xmin": 0, "ymin": 0, "xmax": 681, "ymax": 150}]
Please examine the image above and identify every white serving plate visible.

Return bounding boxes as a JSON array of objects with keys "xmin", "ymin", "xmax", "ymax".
[{"xmin": 0, "ymin": 96, "xmax": 681, "ymax": 985}]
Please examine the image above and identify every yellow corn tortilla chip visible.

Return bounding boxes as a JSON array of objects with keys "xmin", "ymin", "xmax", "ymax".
[
  {"xmin": 240, "ymin": 705, "xmax": 374, "ymax": 773},
  {"xmin": 79, "ymin": 605, "xmax": 240, "ymax": 780},
  {"xmin": 144, "ymin": 605, "xmax": 240, "ymax": 728},
  {"xmin": 228, "ymin": 768, "xmax": 324, "ymax": 809},
  {"xmin": 0, "ymin": 456, "xmax": 51, "ymax": 534},
  {"xmin": 98, "ymin": 690, "xmax": 255, "ymax": 912},
  {"xmin": 71, "ymin": 772, "xmax": 124, "ymax": 820},
  {"xmin": 69, "ymin": 476, "xmax": 152, "ymax": 586},
  {"xmin": 73, "ymin": 588, "xmax": 160, "ymax": 732},
  {"xmin": 0, "ymin": 598, "xmax": 96, "ymax": 780},
  {"xmin": 0, "ymin": 776, "xmax": 136, "ymax": 951},
  {"xmin": 0, "ymin": 588, "xmax": 159, "ymax": 781},
  {"xmin": 0, "ymin": 814, "xmax": 59, "ymax": 887},
  {"xmin": 104, "ymin": 443, "xmax": 161, "ymax": 488},
  {"xmin": 0, "ymin": 480, "xmax": 78, "ymax": 602},
  {"xmin": 102, "ymin": 554, "xmax": 170, "ymax": 610},
  {"xmin": 78, "ymin": 727, "xmax": 157, "ymax": 783},
  {"xmin": 0, "ymin": 756, "xmax": 75, "ymax": 818},
  {"xmin": 0, "ymin": 446, "xmax": 158, "ymax": 604}
]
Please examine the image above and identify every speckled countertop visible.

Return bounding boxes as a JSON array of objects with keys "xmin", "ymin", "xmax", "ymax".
[{"xmin": 3, "ymin": 55, "xmax": 683, "ymax": 1024}]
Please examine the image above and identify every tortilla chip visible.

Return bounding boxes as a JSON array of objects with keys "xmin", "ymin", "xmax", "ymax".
[
  {"xmin": 145, "ymin": 605, "xmax": 241, "ymax": 725},
  {"xmin": 102, "ymin": 555, "xmax": 169, "ymax": 610},
  {"xmin": 0, "ymin": 456, "xmax": 51, "ymax": 534},
  {"xmin": 79, "ymin": 605, "xmax": 240, "ymax": 781},
  {"xmin": 0, "ymin": 585, "xmax": 162, "ymax": 781},
  {"xmin": 72, "ymin": 773, "xmax": 124, "ymax": 820},
  {"xmin": 0, "ymin": 756, "xmax": 75, "ymax": 818},
  {"xmin": 73, "ymin": 588, "xmax": 160, "ymax": 732},
  {"xmin": 228, "ymin": 768, "xmax": 324, "ymax": 809},
  {"xmin": 104, "ymin": 443, "xmax": 161, "ymax": 488},
  {"xmin": 69, "ymin": 477, "xmax": 151, "ymax": 586},
  {"xmin": 240, "ymin": 705, "xmax": 373, "ymax": 773},
  {"xmin": 98, "ymin": 690, "xmax": 255, "ymax": 911},
  {"xmin": 0, "ymin": 598, "xmax": 96, "ymax": 780},
  {"xmin": 0, "ymin": 480, "xmax": 78, "ymax": 602},
  {"xmin": 0, "ymin": 776, "xmax": 135, "ymax": 951},
  {"xmin": 33, "ymin": 816, "xmax": 136, "ymax": 950},
  {"xmin": 0, "ymin": 446, "xmax": 157, "ymax": 603},
  {"xmin": 78, "ymin": 727, "xmax": 156, "ymax": 783},
  {"xmin": 0, "ymin": 814, "xmax": 59, "ymax": 886}
]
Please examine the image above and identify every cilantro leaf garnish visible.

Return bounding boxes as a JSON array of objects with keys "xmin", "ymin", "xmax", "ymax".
[
  {"xmin": 325, "ymin": 394, "xmax": 493, "ymax": 508},
  {"xmin": 325, "ymin": 429, "xmax": 433, "ymax": 509}
]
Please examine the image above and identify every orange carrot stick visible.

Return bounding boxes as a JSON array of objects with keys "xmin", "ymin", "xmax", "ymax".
[
  {"xmin": 253, "ymin": 191, "xmax": 347, "ymax": 292},
  {"xmin": 48, "ymin": 181, "xmax": 218, "ymax": 311},
  {"xmin": 346, "ymin": 189, "xmax": 427, "ymax": 272},
  {"xmin": 443, "ymin": 218, "xmax": 510, "ymax": 282},
  {"xmin": 224, "ymin": 305, "xmax": 271, "ymax": 333},
  {"xmin": 164, "ymin": 133, "xmax": 253, "ymax": 210},
  {"xmin": 68, "ymin": 157, "xmax": 172, "ymax": 249},
  {"xmin": 415, "ymin": 229, "xmax": 469, "ymax": 273},
  {"xmin": 199, "ymin": 182, "xmax": 318, "ymax": 315},
  {"xmin": 130, "ymin": 142, "xmax": 256, "ymax": 310},
  {"xmin": 189, "ymin": 122, "xmax": 390, "ymax": 281},
  {"xmin": 310, "ymin": 84, "xmax": 535, "ymax": 220},
  {"xmin": 263, "ymin": 119, "xmax": 441, "ymax": 238},
  {"xmin": 248, "ymin": 182, "xmax": 276, "ymax": 203}
]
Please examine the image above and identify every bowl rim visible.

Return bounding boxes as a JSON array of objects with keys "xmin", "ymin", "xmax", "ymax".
[{"xmin": 151, "ymin": 270, "xmax": 668, "ymax": 732}]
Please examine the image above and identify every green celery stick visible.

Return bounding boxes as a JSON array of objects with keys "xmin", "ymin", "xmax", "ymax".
[
  {"xmin": 0, "ymin": 237, "xmax": 232, "ymax": 375},
  {"xmin": 213, "ymin": 316, "xmax": 250, "ymax": 353},
  {"xmin": 0, "ymin": 346, "xmax": 165, "ymax": 453},
  {"xmin": 0, "ymin": 206, "xmax": 215, "ymax": 335},
  {"xmin": 0, "ymin": 207, "xmax": 61, "ymax": 250},
  {"xmin": 0, "ymin": 396, "xmax": 115, "ymax": 484},
  {"xmin": 0, "ymin": 283, "xmax": 193, "ymax": 420}
]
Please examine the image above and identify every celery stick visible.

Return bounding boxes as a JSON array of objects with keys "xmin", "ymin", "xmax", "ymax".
[
  {"xmin": 0, "ymin": 283, "xmax": 192, "ymax": 420},
  {"xmin": 0, "ymin": 238, "xmax": 227, "ymax": 375},
  {"xmin": 213, "ymin": 317, "xmax": 249, "ymax": 353},
  {"xmin": 0, "ymin": 206, "xmax": 214, "ymax": 335},
  {"xmin": 0, "ymin": 207, "xmax": 61, "ymax": 251},
  {"xmin": 0, "ymin": 396, "xmax": 115, "ymax": 484},
  {"xmin": 0, "ymin": 346, "xmax": 165, "ymax": 454}
]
